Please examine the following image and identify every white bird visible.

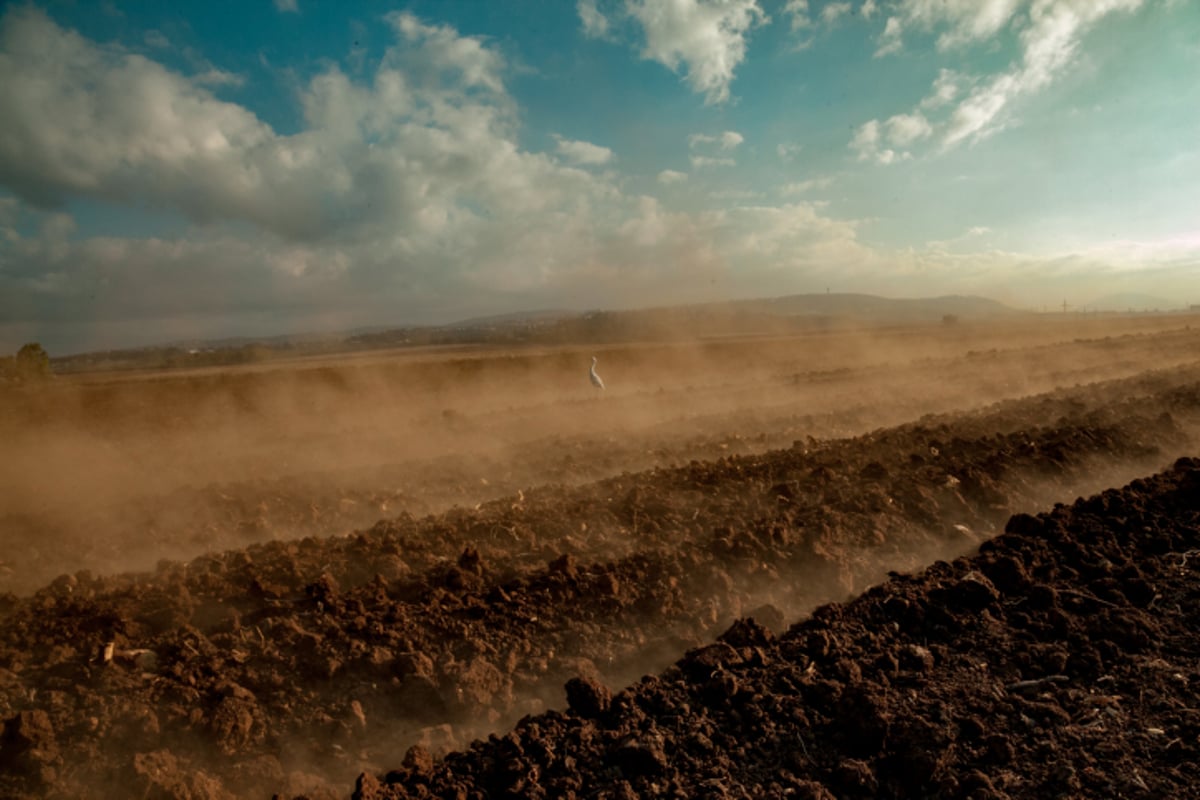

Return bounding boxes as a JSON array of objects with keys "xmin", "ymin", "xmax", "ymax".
[{"xmin": 589, "ymin": 356, "xmax": 605, "ymax": 390}]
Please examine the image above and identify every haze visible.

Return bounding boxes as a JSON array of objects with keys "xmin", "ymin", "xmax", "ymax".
[
  {"xmin": 1, "ymin": 1, "xmax": 1198, "ymax": 355},
  {"xmin": 4, "ymin": 313, "xmax": 1198, "ymax": 595}
]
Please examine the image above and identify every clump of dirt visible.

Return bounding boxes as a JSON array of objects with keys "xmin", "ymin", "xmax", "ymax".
[
  {"xmin": 356, "ymin": 456, "xmax": 1200, "ymax": 799},
  {"xmin": 0, "ymin": 367, "xmax": 1198, "ymax": 799}
]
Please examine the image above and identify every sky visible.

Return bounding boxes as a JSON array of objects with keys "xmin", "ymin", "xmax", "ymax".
[{"xmin": 0, "ymin": 0, "xmax": 1197, "ymax": 354}]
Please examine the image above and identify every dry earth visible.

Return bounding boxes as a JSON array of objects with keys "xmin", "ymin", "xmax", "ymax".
[
  {"xmin": 358, "ymin": 455, "xmax": 1200, "ymax": 800},
  {"xmin": 0, "ymin": 314, "xmax": 1199, "ymax": 798},
  {"xmin": 2, "ymin": 314, "xmax": 1197, "ymax": 595}
]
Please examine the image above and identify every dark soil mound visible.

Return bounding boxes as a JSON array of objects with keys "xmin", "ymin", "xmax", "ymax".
[{"xmin": 357, "ymin": 456, "xmax": 1200, "ymax": 799}]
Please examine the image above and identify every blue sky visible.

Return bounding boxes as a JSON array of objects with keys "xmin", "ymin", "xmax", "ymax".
[{"xmin": 0, "ymin": 0, "xmax": 1197, "ymax": 353}]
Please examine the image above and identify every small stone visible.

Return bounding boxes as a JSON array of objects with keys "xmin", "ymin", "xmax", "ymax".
[
  {"xmin": 611, "ymin": 736, "xmax": 667, "ymax": 777},
  {"xmin": 899, "ymin": 644, "xmax": 935, "ymax": 673},
  {"xmin": 349, "ymin": 700, "xmax": 367, "ymax": 730},
  {"xmin": 402, "ymin": 744, "xmax": 435, "ymax": 777},
  {"xmin": 565, "ymin": 675, "xmax": 612, "ymax": 719},
  {"xmin": 548, "ymin": 554, "xmax": 579, "ymax": 580}
]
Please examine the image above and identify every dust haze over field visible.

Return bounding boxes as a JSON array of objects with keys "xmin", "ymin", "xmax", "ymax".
[
  {"xmin": 3, "ymin": 2, "xmax": 1200, "ymax": 796},
  {"xmin": 3, "ymin": 312, "xmax": 1199, "ymax": 596},
  {"xmin": 4, "ymin": 311, "xmax": 1200, "ymax": 798}
]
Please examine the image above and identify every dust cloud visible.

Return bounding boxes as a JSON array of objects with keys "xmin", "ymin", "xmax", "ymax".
[
  {"xmin": 4, "ymin": 313, "xmax": 1200, "ymax": 798},
  {"xmin": 2, "ymin": 313, "xmax": 1198, "ymax": 596}
]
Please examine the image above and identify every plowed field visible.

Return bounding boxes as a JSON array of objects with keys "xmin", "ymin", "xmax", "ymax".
[{"xmin": 1, "ymin": 315, "xmax": 1198, "ymax": 799}]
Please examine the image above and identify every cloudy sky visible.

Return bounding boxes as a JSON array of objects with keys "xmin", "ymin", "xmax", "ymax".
[{"xmin": 0, "ymin": 1, "xmax": 1196, "ymax": 353}]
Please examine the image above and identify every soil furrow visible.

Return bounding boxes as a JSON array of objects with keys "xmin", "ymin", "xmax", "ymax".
[{"xmin": 1, "ymin": 366, "xmax": 1199, "ymax": 798}]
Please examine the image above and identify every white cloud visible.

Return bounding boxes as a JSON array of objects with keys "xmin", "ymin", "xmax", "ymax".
[
  {"xmin": 0, "ymin": 9, "xmax": 279, "ymax": 216},
  {"xmin": 863, "ymin": 1, "xmax": 1147, "ymax": 157},
  {"xmin": 657, "ymin": 169, "xmax": 688, "ymax": 183},
  {"xmin": 690, "ymin": 155, "xmax": 737, "ymax": 168},
  {"xmin": 874, "ymin": 16, "xmax": 903, "ymax": 56},
  {"xmin": 144, "ymin": 30, "xmax": 169, "ymax": 48},
  {"xmin": 926, "ymin": 224, "xmax": 994, "ymax": 251},
  {"xmin": 193, "ymin": 67, "xmax": 245, "ymax": 88},
  {"xmin": 920, "ymin": 68, "xmax": 963, "ymax": 109},
  {"xmin": 690, "ymin": 130, "xmax": 744, "ymax": 150},
  {"xmin": 578, "ymin": 0, "xmax": 610, "ymax": 38},
  {"xmin": 821, "ymin": 2, "xmax": 854, "ymax": 26},
  {"xmin": 0, "ymin": 7, "xmax": 606, "ymax": 252},
  {"xmin": 5, "ymin": 189, "xmax": 880, "ymax": 350},
  {"xmin": 720, "ymin": 130, "xmax": 745, "ymax": 149},
  {"xmin": 942, "ymin": 0, "xmax": 1145, "ymax": 148},
  {"xmin": 848, "ymin": 111, "xmax": 929, "ymax": 162},
  {"xmin": 779, "ymin": 177, "xmax": 833, "ymax": 195},
  {"xmin": 849, "ymin": 118, "xmax": 909, "ymax": 164},
  {"xmin": 874, "ymin": 0, "xmax": 1135, "ymax": 61},
  {"xmin": 709, "ymin": 188, "xmax": 762, "ymax": 200},
  {"xmin": 938, "ymin": 0, "xmax": 1023, "ymax": 48},
  {"xmin": 1071, "ymin": 232, "xmax": 1200, "ymax": 266},
  {"xmin": 882, "ymin": 0, "xmax": 1023, "ymax": 51},
  {"xmin": 942, "ymin": 76, "xmax": 1017, "ymax": 147},
  {"xmin": 850, "ymin": 119, "xmax": 881, "ymax": 159},
  {"xmin": 626, "ymin": 0, "xmax": 767, "ymax": 104},
  {"xmin": 786, "ymin": 0, "xmax": 859, "ymax": 46},
  {"xmin": 716, "ymin": 202, "xmax": 865, "ymax": 266},
  {"xmin": 688, "ymin": 130, "xmax": 743, "ymax": 168},
  {"xmin": 777, "ymin": 142, "xmax": 803, "ymax": 161},
  {"xmin": 386, "ymin": 12, "xmax": 507, "ymax": 94},
  {"xmin": 274, "ymin": 0, "xmax": 298, "ymax": 13},
  {"xmin": 885, "ymin": 111, "xmax": 932, "ymax": 146},
  {"xmin": 553, "ymin": 135, "xmax": 615, "ymax": 165},
  {"xmin": 0, "ymin": 6, "xmax": 886, "ymax": 350},
  {"xmin": 783, "ymin": 0, "xmax": 812, "ymax": 30},
  {"xmin": 879, "ymin": 232, "xmax": 1200, "ymax": 310},
  {"xmin": 861, "ymin": 0, "xmax": 878, "ymax": 20}
]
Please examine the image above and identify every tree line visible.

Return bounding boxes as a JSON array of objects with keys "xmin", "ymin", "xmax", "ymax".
[{"xmin": 0, "ymin": 343, "xmax": 51, "ymax": 383}]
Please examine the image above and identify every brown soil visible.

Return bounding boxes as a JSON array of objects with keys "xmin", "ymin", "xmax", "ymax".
[
  {"xmin": 2, "ymin": 316, "xmax": 1198, "ymax": 596},
  {"xmin": 358, "ymin": 455, "xmax": 1200, "ymax": 800},
  {"xmin": 1, "ymin": 317, "xmax": 1199, "ymax": 798}
]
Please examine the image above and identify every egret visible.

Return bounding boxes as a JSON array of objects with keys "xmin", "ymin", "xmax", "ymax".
[{"xmin": 589, "ymin": 356, "xmax": 605, "ymax": 390}]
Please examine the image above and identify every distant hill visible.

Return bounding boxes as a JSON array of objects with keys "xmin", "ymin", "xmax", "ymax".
[
  {"xmin": 728, "ymin": 292, "xmax": 1015, "ymax": 321},
  {"xmin": 1085, "ymin": 293, "xmax": 1178, "ymax": 312},
  {"xmin": 54, "ymin": 293, "xmax": 1020, "ymax": 372},
  {"xmin": 448, "ymin": 309, "xmax": 574, "ymax": 327},
  {"xmin": 390, "ymin": 293, "xmax": 1022, "ymax": 348}
]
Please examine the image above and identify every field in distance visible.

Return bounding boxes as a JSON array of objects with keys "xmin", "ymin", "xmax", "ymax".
[{"xmin": 1, "ymin": 311, "xmax": 1199, "ymax": 596}]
